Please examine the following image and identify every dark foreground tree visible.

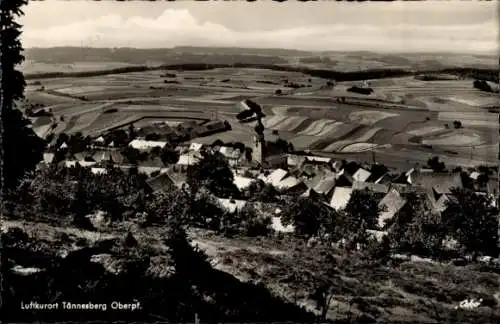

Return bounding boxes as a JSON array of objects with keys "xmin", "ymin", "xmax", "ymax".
[
  {"xmin": 1, "ymin": 0, "xmax": 45, "ymax": 195},
  {"xmin": 442, "ymin": 188, "xmax": 499, "ymax": 259}
]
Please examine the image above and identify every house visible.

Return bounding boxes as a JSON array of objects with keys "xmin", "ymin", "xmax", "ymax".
[
  {"xmin": 189, "ymin": 142, "xmax": 204, "ymax": 152},
  {"xmin": 271, "ymin": 217, "xmax": 295, "ymax": 233},
  {"xmin": 137, "ymin": 166, "xmax": 167, "ymax": 177},
  {"xmin": 92, "ymin": 151, "xmax": 124, "ymax": 164},
  {"xmin": 287, "ymin": 154, "xmax": 306, "ymax": 167},
  {"xmin": 352, "ymin": 181, "xmax": 389, "ymax": 194},
  {"xmin": 352, "ymin": 168, "xmax": 372, "ymax": 183},
  {"xmin": 176, "ymin": 152, "xmax": 202, "ymax": 170},
  {"xmin": 219, "ymin": 146, "xmax": 244, "ymax": 166},
  {"xmin": 59, "ymin": 142, "xmax": 68, "ymax": 150},
  {"xmin": 263, "ymin": 154, "xmax": 288, "ymax": 169},
  {"xmin": 469, "ymin": 171, "xmax": 481, "ymax": 181},
  {"xmin": 264, "ymin": 168, "xmax": 289, "ymax": 187},
  {"xmin": 129, "ymin": 139, "xmax": 167, "ymax": 151},
  {"xmin": 410, "ymin": 171, "xmax": 463, "ymax": 195},
  {"xmin": 310, "ymin": 175, "xmax": 337, "ymax": 197},
  {"xmin": 330, "ymin": 187, "xmax": 353, "ymax": 211},
  {"xmin": 217, "ymin": 198, "xmax": 247, "ymax": 214},
  {"xmin": 332, "ymin": 160, "xmax": 343, "ymax": 172},
  {"xmin": 375, "ymin": 173, "xmax": 393, "ymax": 185},
  {"xmin": 335, "ymin": 169, "xmax": 354, "ymax": 187},
  {"xmin": 146, "ymin": 172, "xmax": 176, "ymax": 193},
  {"xmin": 378, "ymin": 189, "xmax": 407, "ymax": 228},
  {"xmin": 304, "ymin": 155, "xmax": 333, "ymax": 164},
  {"xmin": 276, "ymin": 176, "xmax": 307, "ymax": 194},
  {"xmin": 64, "ymin": 160, "xmax": 78, "ymax": 168},
  {"xmin": 78, "ymin": 161, "xmax": 98, "ymax": 167},
  {"xmin": 94, "ymin": 136, "xmax": 105, "ymax": 145},
  {"xmin": 91, "ymin": 167, "xmax": 107, "ymax": 175},
  {"xmin": 233, "ymin": 175, "xmax": 254, "ymax": 191},
  {"xmin": 42, "ymin": 153, "xmax": 54, "ymax": 164}
]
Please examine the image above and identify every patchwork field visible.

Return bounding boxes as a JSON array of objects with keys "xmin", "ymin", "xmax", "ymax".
[{"xmin": 23, "ymin": 66, "xmax": 498, "ymax": 169}]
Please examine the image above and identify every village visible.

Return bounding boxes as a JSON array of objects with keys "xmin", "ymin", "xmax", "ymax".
[{"xmin": 38, "ymin": 99, "xmax": 499, "ymax": 241}]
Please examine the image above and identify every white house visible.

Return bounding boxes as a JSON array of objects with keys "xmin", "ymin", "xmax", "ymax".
[{"xmin": 129, "ymin": 139, "xmax": 167, "ymax": 151}]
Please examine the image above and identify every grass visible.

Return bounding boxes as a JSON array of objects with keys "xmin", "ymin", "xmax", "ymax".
[{"xmin": 187, "ymin": 230, "xmax": 500, "ymax": 323}]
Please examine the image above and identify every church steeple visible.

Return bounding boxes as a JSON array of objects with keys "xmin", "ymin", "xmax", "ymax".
[{"xmin": 252, "ymin": 116, "xmax": 266, "ymax": 165}]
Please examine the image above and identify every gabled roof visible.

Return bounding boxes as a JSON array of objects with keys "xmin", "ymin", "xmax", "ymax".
[
  {"xmin": 375, "ymin": 173, "xmax": 393, "ymax": 185},
  {"xmin": 176, "ymin": 152, "xmax": 202, "ymax": 166},
  {"xmin": 312, "ymin": 175, "xmax": 337, "ymax": 195},
  {"xmin": 352, "ymin": 168, "xmax": 371, "ymax": 183},
  {"xmin": 78, "ymin": 161, "xmax": 97, "ymax": 167},
  {"xmin": 303, "ymin": 155, "xmax": 333, "ymax": 164},
  {"xmin": 266, "ymin": 168, "xmax": 289, "ymax": 187},
  {"xmin": 138, "ymin": 166, "xmax": 166, "ymax": 176},
  {"xmin": 410, "ymin": 172, "xmax": 463, "ymax": 195},
  {"xmin": 146, "ymin": 173, "xmax": 175, "ymax": 193},
  {"xmin": 189, "ymin": 142, "xmax": 204, "ymax": 151},
  {"xmin": 378, "ymin": 189, "xmax": 406, "ymax": 228},
  {"xmin": 94, "ymin": 136, "xmax": 105, "ymax": 143},
  {"xmin": 469, "ymin": 171, "xmax": 480, "ymax": 180},
  {"xmin": 59, "ymin": 142, "xmax": 68, "ymax": 149},
  {"xmin": 330, "ymin": 187, "xmax": 353, "ymax": 210},
  {"xmin": 277, "ymin": 176, "xmax": 303, "ymax": 190},
  {"xmin": 352, "ymin": 180, "xmax": 389, "ymax": 194}
]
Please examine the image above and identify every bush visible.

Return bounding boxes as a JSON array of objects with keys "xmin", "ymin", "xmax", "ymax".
[{"xmin": 453, "ymin": 120, "xmax": 462, "ymax": 129}]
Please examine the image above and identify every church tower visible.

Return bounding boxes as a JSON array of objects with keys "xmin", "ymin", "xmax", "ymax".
[{"xmin": 252, "ymin": 118, "xmax": 266, "ymax": 166}]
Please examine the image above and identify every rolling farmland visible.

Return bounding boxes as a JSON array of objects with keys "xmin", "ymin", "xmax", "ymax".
[{"xmin": 22, "ymin": 66, "xmax": 499, "ymax": 169}]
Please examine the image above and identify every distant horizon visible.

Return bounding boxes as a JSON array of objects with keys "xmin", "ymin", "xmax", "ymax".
[
  {"xmin": 23, "ymin": 45, "xmax": 498, "ymax": 57},
  {"xmin": 21, "ymin": 1, "xmax": 498, "ymax": 54}
]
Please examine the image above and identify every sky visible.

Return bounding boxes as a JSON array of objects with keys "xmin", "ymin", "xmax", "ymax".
[{"xmin": 20, "ymin": 1, "xmax": 499, "ymax": 54}]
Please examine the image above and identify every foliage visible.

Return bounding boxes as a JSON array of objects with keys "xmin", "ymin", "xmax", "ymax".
[
  {"xmin": 143, "ymin": 189, "xmax": 191, "ymax": 226},
  {"xmin": 246, "ymin": 180, "xmax": 279, "ymax": 202},
  {"xmin": 67, "ymin": 132, "xmax": 90, "ymax": 154},
  {"xmin": 473, "ymin": 79, "xmax": 494, "ymax": 93},
  {"xmin": 281, "ymin": 196, "xmax": 341, "ymax": 241},
  {"xmin": 160, "ymin": 144, "xmax": 180, "ymax": 165},
  {"xmin": 388, "ymin": 192, "xmax": 446, "ymax": 258},
  {"xmin": 342, "ymin": 189, "xmax": 382, "ymax": 248},
  {"xmin": 14, "ymin": 164, "xmax": 151, "ymax": 224},
  {"xmin": 121, "ymin": 146, "xmax": 147, "ymax": 165},
  {"xmin": 344, "ymin": 189, "xmax": 381, "ymax": 231},
  {"xmin": 453, "ymin": 120, "xmax": 462, "ymax": 129},
  {"xmin": 187, "ymin": 151, "xmax": 239, "ymax": 198},
  {"xmin": 189, "ymin": 193, "xmax": 225, "ymax": 231},
  {"xmin": 442, "ymin": 188, "xmax": 499, "ymax": 259},
  {"xmin": 220, "ymin": 203, "xmax": 272, "ymax": 237},
  {"xmin": 0, "ymin": 0, "xmax": 46, "ymax": 194},
  {"xmin": 427, "ymin": 156, "xmax": 446, "ymax": 172},
  {"xmin": 106, "ymin": 129, "xmax": 129, "ymax": 147}
]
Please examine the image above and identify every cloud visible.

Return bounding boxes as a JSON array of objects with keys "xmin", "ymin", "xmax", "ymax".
[{"xmin": 22, "ymin": 8, "xmax": 498, "ymax": 53}]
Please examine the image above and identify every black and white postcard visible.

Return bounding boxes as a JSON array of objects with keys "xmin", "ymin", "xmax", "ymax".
[{"xmin": 1, "ymin": 0, "xmax": 499, "ymax": 322}]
